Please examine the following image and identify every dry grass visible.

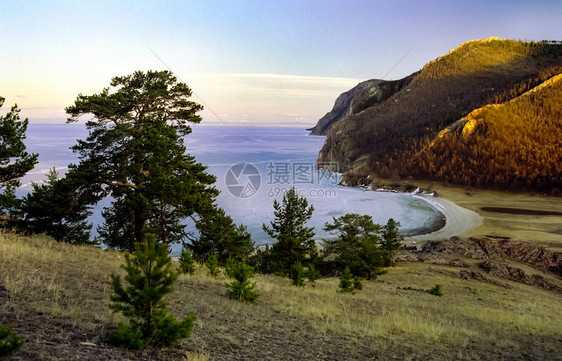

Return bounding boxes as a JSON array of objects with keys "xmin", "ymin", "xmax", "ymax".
[
  {"xmin": 183, "ymin": 350, "xmax": 211, "ymax": 361},
  {"xmin": 256, "ymin": 262, "xmax": 562, "ymax": 348},
  {"xmin": 1, "ymin": 231, "xmax": 561, "ymax": 360},
  {"xmin": 0, "ymin": 231, "xmax": 122, "ymax": 331}
]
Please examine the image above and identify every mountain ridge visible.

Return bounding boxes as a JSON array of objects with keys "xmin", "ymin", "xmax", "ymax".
[
  {"xmin": 312, "ymin": 38, "xmax": 562, "ymax": 193},
  {"xmin": 308, "ymin": 74, "xmax": 417, "ymax": 135}
]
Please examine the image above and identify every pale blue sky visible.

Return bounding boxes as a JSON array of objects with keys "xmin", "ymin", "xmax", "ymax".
[{"xmin": 1, "ymin": 0, "xmax": 561, "ymax": 126}]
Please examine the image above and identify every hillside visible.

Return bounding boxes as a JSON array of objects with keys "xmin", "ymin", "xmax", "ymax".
[
  {"xmin": 314, "ymin": 38, "xmax": 562, "ymax": 193},
  {"xmin": 1, "ymin": 232, "xmax": 562, "ymax": 360},
  {"xmin": 411, "ymin": 74, "xmax": 562, "ymax": 192}
]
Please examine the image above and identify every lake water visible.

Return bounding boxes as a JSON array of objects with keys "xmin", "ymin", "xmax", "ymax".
[{"xmin": 20, "ymin": 124, "xmax": 444, "ymax": 249}]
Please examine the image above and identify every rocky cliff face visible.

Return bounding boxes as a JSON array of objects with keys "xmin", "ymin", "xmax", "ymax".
[
  {"xmin": 308, "ymin": 79, "xmax": 380, "ymax": 136},
  {"xmin": 307, "ymin": 75, "xmax": 416, "ymax": 136}
]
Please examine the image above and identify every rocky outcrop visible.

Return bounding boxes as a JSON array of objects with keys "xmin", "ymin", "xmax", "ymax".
[
  {"xmin": 307, "ymin": 79, "xmax": 381, "ymax": 136},
  {"xmin": 420, "ymin": 237, "xmax": 562, "ymax": 276},
  {"xmin": 308, "ymin": 74, "xmax": 416, "ymax": 136},
  {"xmin": 397, "ymin": 237, "xmax": 562, "ymax": 293},
  {"xmin": 396, "ymin": 252, "xmax": 467, "ymax": 267},
  {"xmin": 478, "ymin": 260, "xmax": 562, "ymax": 292}
]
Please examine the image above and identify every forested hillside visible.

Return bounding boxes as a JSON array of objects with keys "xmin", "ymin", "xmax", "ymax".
[
  {"xmin": 411, "ymin": 74, "xmax": 562, "ymax": 192},
  {"xmin": 315, "ymin": 38, "xmax": 562, "ymax": 193}
]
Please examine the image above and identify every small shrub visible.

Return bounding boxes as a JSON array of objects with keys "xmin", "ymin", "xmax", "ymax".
[
  {"xmin": 428, "ymin": 284, "xmax": 443, "ymax": 297},
  {"xmin": 226, "ymin": 260, "xmax": 259, "ymax": 302},
  {"xmin": 338, "ymin": 266, "xmax": 363, "ymax": 294},
  {"xmin": 0, "ymin": 324, "xmax": 24, "ymax": 359},
  {"xmin": 306, "ymin": 264, "xmax": 322, "ymax": 287},
  {"xmin": 290, "ymin": 261, "xmax": 305, "ymax": 287},
  {"xmin": 178, "ymin": 247, "xmax": 196, "ymax": 275},
  {"xmin": 206, "ymin": 253, "xmax": 220, "ymax": 277},
  {"xmin": 107, "ymin": 323, "xmax": 143, "ymax": 350},
  {"xmin": 108, "ymin": 234, "xmax": 196, "ymax": 349}
]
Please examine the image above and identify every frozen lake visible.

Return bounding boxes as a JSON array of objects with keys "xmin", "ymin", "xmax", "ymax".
[{"xmin": 20, "ymin": 124, "xmax": 444, "ymax": 248}]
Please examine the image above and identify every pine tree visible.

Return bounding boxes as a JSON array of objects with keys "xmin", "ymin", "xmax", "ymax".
[
  {"xmin": 338, "ymin": 266, "xmax": 363, "ymax": 294},
  {"xmin": 108, "ymin": 234, "xmax": 196, "ymax": 349},
  {"xmin": 289, "ymin": 261, "xmax": 305, "ymax": 287},
  {"xmin": 224, "ymin": 256, "xmax": 238, "ymax": 278},
  {"xmin": 0, "ymin": 97, "xmax": 38, "ymax": 221},
  {"xmin": 64, "ymin": 71, "xmax": 218, "ymax": 251},
  {"xmin": 21, "ymin": 168, "xmax": 93, "ymax": 244},
  {"xmin": 205, "ymin": 253, "xmax": 220, "ymax": 278},
  {"xmin": 178, "ymin": 246, "xmax": 196, "ymax": 275},
  {"xmin": 306, "ymin": 264, "xmax": 322, "ymax": 287},
  {"xmin": 191, "ymin": 208, "xmax": 254, "ymax": 264},
  {"xmin": 428, "ymin": 284, "xmax": 444, "ymax": 297},
  {"xmin": 379, "ymin": 218, "xmax": 404, "ymax": 267},
  {"xmin": 248, "ymin": 245, "xmax": 275, "ymax": 274},
  {"xmin": 0, "ymin": 324, "xmax": 24, "ymax": 359},
  {"xmin": 226, "ymin": 260, "xmax": 259, "ymax": 302},
  {"xmin": 323, "ymin": 213, "xmax": 384, "ymax": 279},
  {"xmin": 262, "ymin": 187, "xmax": 317, "ymax": 274}
]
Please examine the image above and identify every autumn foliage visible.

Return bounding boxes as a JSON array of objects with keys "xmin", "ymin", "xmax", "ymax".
[
  {"xmin": 318, "ymin": 38, "xmax": 562, "ymax": 194},
  {"xmin": 411, "ymin": 74, "xmax": 562, "ymax": 193}
]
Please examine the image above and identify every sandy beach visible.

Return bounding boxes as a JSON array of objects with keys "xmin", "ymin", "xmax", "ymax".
[
  {"xmin": 404, "ymin": 181, "xmax": 562, "ymax": 251},
  {"xmin": 407, "ymin": 194, "xmax": 483, "ymax": 242}
]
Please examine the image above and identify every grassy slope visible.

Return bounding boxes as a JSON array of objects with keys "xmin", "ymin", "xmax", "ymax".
[
  {"xmin": 1, "ymin": 232, "xmax": 561, "ymax": 360},
  {"xmin": 319, "ymin": 38, "xmax": 562, "ymax": 192}
]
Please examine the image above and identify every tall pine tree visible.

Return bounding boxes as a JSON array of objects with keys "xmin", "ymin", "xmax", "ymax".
[
  {"xmin": 323, "ymin": 213, "xmax": 384, "ymax": 279},
  {"xmin": 262, "ymin": 187, "xmax": 317, "ymax": 274},
  {"xmin": 63, "ymin": 71, "xmax": 217, "ymax": 250},
  {"xmin": 379, "ymin": 218, "xmax": 404, "ymax": 267}
]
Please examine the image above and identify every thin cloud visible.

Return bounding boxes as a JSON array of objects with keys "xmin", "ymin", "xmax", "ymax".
[{"xmin": 194, "ymin": 73, "xmax": 361, "ymax": 100}]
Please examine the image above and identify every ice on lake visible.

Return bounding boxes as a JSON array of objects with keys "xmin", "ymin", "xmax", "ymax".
[{"xmin": 20, "ymin": 124, "xmax": 444, "ymax": 250}]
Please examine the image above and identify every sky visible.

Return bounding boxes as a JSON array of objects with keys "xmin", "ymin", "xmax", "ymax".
[{"xmin": 1, "ymin": 0, "xmax": 561, "ymax": 127}]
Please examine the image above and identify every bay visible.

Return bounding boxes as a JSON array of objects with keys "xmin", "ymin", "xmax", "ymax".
[{"xmin": 20, "ymin": 124, "xmax": 444, "ymax": 251}]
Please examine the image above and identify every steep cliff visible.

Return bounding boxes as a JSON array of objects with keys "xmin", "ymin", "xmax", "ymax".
[
  {"xmin": 313, "ymin": 38, "xmax": 562, "ymax": 193},
  {"xmin": 308, "ymin": 75, "xmax": 416, "ymax": 135},
  {"xmin": 308, "ymin": 79, "xmax": 380, "ymax": 135}
]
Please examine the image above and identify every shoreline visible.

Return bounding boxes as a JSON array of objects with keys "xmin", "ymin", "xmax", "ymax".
[
  {"xmin": 362, "ymin": 179, "xmax": 562, "ymax": 250},
  {"xmin": 364, "ymin": 187, "xmax": 483, "ymax": 241},
  {"xmin": 406, "ymin": 193, "xmax": 483, "ymax": 241}
]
